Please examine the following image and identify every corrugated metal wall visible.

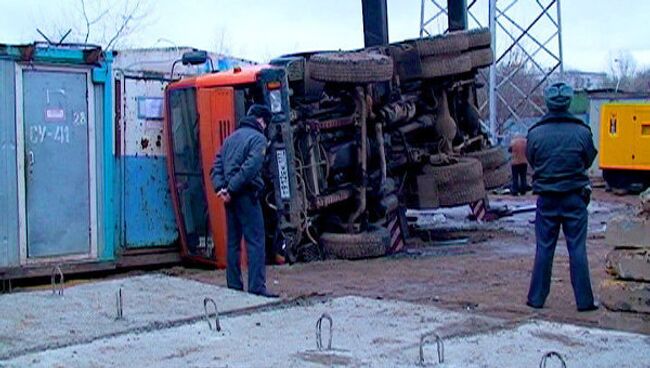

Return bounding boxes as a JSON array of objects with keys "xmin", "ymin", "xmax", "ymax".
[{"xmin": 0, "ymin": 60, "xmax": 18, "ymax": 267}]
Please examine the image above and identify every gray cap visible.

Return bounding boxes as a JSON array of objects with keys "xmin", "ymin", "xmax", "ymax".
[{"xmin": 544, "ymin": 82, "xmax": 573, "ymax": 111}]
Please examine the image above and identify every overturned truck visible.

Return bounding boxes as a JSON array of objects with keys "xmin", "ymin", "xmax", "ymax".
[{"xmin": 164, "ymin": 29, "xmax": 509, "ymax": 267}]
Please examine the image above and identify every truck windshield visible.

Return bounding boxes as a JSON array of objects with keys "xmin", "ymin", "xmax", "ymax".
[{"xmin": 168, "ymin": 88, "xmax": 210, "ymax": 253}]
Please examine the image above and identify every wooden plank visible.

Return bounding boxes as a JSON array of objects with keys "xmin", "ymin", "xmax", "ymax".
[
  {"xmin": 116, "ymin": 251, "xmax": 181, "ymax": 268},
  {"xmin": 0, "ymin": 261, "xmax": 116, "ymax": 280}
]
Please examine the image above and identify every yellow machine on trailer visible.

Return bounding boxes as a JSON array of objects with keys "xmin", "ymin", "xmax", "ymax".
[{"xmin": 600, "ymin": 103, "xmax": 650, "ymax": 191}]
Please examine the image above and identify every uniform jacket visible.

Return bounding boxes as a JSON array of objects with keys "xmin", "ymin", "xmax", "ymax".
[
  {"xmin": 211, "ymin": 116, "xmax": 268, "ymax": 195},
  {"xmin": 526, "ymin": 111, "xmax": 597, "ymax": 194},
  {"xmin": 509, "ymin": 136, "xmax": 528, "ymax": 165}
]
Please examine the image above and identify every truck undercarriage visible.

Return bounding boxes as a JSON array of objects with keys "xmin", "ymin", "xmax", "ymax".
[{"xmin": 164, "ymin": 29, "xmax": 511, "ymax": 266}]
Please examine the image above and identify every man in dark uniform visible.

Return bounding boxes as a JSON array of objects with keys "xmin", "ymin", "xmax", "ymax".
[
  {"xmin": 211, "ymin": 104, "xmax": 277, "ymax": 298},
  {"xmin": 526, "ymin": 82, "xmax": 598, "ymax": 311}
]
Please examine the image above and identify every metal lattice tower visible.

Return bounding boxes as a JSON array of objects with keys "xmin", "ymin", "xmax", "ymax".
[{"xmin": 420, "ymin": 0, "xmax": 564, "ymax": 137}]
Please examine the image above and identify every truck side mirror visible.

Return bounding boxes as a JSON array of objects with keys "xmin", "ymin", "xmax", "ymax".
[
  {"xmin": 171, "ymin": 50, "xmax": 214, "ymax": 79},
  {"xmin": 182, "ymin": 51, "xmax": 208, "ymax": 65}
]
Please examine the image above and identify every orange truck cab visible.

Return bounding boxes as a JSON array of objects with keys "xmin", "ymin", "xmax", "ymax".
[{"xmin": 165, "ymin": 64, "xmax": 300, "ymax": 267}]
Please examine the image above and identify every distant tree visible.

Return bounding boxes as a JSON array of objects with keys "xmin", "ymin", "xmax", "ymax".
[
  {"xmin": 214, "ymin": 27, "xmax": 231, "ymax": 56},
  {"xmin": 606, "ymin": 50, "xmax": 637, "ymax": 92},
  {"xmin": 631, "ymin": 68, "xmax": 650, "ymax": 92},
  {"xmin": 37, "ymin": 0, "xmax": 154, "ymax": 50},
  {"xmin": 475, "ymin": 47, "xmax": 545, "ymax": 133}
]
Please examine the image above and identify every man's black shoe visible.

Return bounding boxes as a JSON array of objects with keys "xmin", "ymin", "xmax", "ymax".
[
  {"xmin": 526, "ymin": 301, "xmax": 543, "ymax": 309},
  {"xmin": 577, "ymin": 302, "xmax": 599, "ymax": 312},
  {"xmin": 252, "ymin": 290, "xmax": 280, "ymax": 298}
]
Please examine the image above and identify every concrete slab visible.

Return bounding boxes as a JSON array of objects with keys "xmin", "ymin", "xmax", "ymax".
[
  {"xmin": 606, "ymin": 215, "xmax": 650, "ymax": 248},
  {"xmin": 0, "ymin": 274, "xmax": 273, "ymax": 359},
  {"xmin": 600, "ymin": 279, "xmax": 650, "ymax": 314},
  {"xmin": 3, "ymin": 296, "xmax": 647, "ymax": 367},
  {"xmin": 398, "ymin": 320, "xmax": 650, "ymax": 367},
  {"xmin": 1, "ymin": 296, "xmax": 502, "ymax": 367},
  {"xmin": 606, "ymin": 248, "xmax": 650, "ymax": 282}
]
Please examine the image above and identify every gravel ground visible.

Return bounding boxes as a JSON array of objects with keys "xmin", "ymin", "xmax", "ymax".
[{"xmin": 170, "ymin": 189, "xmax": 650, "ymax": 335}]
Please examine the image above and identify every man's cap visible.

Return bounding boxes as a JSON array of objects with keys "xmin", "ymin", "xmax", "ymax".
[
  {"xmin": 247, "ymin": 104, "xmax": 272, "ymax": 124},
  {"xmin": 544, "ymin": 82, "xmax": 574, "ymax": 111}
]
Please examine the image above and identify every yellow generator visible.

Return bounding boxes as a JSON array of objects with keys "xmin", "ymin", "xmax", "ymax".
[{"xmin": 600, "ymin": 103, "xmax": 650, "ymax": 191}]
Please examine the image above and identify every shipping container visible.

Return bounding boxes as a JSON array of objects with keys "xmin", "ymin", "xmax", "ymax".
[{"xmin": 0, "ymin": 43, "xmax": 117, "ymax": 277}]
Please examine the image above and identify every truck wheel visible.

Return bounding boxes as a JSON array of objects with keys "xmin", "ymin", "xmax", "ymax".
[
  {"xmin": 309, "ymin": 52, "xmax": 394, "ymax": 83},
  {"xmin": 468, "ymin": 48, "xmax": 494, "ymax": 69},
  {"xmin": 410, "ymin": 32, "xmax": 469, "ymax": 56},
  {"xmin": 425, "ymin": 158, "xmax": 486, "ymax": 207},
  {"xmin": 420, "ymin": 53, "xmax": 472, "ymax": 78},
  {"xmin": 320, "ymin": 225, "xmax": 390, "ymax": 260},
  {"xmin": 465, "ymin": 147, "xmax": 508, "ymax": 171},
  {"xmin": 467, "ymin": 28, "xmax": 491, "ymax": 49},
  {"xmin": 483, "ymin": 163, "xmax": 512, "ymax": 189}
]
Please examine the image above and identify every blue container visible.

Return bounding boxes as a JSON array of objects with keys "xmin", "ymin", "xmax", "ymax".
[{"xmin": 0, "ymin": 43, "xmax": 117, "ymax": 273}]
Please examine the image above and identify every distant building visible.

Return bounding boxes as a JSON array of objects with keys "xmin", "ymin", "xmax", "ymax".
[
  {"xmin": 113, "ymin": 46, "xmax": 257, "ymax": 76},
  {"xmin": 549, "ymin": 70, "xmax": 608, "ymax": 90}
]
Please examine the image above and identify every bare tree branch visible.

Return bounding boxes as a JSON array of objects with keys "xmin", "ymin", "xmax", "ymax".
[
  {"xmin": 105, "ymin": 0, "xmax": 142, "ymax": 50},
  {"xmin": 39, "ymin": 0, "xmax": 151, "ymax": 50}
]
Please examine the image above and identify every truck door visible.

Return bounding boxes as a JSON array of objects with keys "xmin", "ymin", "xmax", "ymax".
[
  {"xmin": 197, "ymin": 87, "xmax": 237, "ymax": 268},
  {"xmin": 166, "ymin": 88, "xmax": 211, "ymax": 260}
]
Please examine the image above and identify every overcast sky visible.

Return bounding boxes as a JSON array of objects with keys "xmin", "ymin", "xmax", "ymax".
[{"xmin": 1, "ymin": 0, "xmax": 648, "ymax": 73}]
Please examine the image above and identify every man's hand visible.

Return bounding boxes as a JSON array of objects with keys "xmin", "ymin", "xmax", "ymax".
[{"xmin": 217, "ymin": 188, "xmax": 231, "ymax": 203}]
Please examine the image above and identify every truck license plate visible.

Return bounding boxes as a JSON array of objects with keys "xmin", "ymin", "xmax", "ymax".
[{"xmin": 276, "ymin": 149, "xmax": 290, "ymax": 199}]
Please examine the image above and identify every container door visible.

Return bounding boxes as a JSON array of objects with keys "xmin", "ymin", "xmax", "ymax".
[
  {"xmin": 120, "ymin": 75, "xmax": 177, "ymax": 248},
  {"xmin": 633, "ymin": 106, "xmax": 650, "ymax": 166},
  {"xmin": 21, "ymin": 69, "xmax": 92, "ymax": 258}
]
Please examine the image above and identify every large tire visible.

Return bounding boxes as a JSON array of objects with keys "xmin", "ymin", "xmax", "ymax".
[
  {"xmin": 465, "ymin": 147, "xmax": 508, "ymax": 171},
  {"xmin": 424, "ymin": 158, "xmax": 486, "ymax": 207},
  {"xmin": 320, "ymin": 225, "xmax": 390, "ymax": 260},
  {"xmin": 309, "ymin": 52, "xmax": 393, "ymax": 83},
  {"xmin": 483, "ymin": 163, "xmax": 511, "ymax": 189},
  {"xmin": 420, "ymin": 53, "xmax": 472, "ymax": 78},
  {"xmin": 411, "ymin": 32, "xmax": 469, "ymax": 56},
  {"xmin": 468, "ymin": 48, "xmax": 494, "ymax": 69},
  {"xmin": 467, "ymin": 28, "xmax": 491, "ymax": 49}
]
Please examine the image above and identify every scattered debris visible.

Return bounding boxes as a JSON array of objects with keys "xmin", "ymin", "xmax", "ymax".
[{"xmin": 601, "ymin": 193, "xmax": 650, "ymax": 314}]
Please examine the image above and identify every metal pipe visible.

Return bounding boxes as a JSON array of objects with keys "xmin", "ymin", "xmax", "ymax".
[
  {"xmin": 362, "ymin": 0, "xmax": 389, "ymax": 47},
  {"xmin": 375, "ymin": 122, "xmax": 387, "ymax": 187},
  {"xmin": 448, "ymin": 0, "xmax": 468, "ymax": 31},
  {"xmin": 419, "ymin": 0, "xmax": 426, "ymax": 37},
  {"xmin": 556, "ymin": 0, "xmax": 564, "ymax": 76},
  {"xmin": 348, "ymin": 87, "xmax": 368, "ymax": 230},
  {"xmin": 488, "ymin": 0, "xmax": 497, "ymax": 139},
  {"xmin": 306, "ymin": 134, "xmax": 320, "ymax": 196}
]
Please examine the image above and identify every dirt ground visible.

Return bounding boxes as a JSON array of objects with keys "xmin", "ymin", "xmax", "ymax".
[{"xmin": 168, "ymin": 188, "xmax": 650, "ymax": 335}]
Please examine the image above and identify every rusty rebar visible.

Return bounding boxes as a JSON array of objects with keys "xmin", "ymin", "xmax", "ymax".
[
  {"xmin": 316, "ymin": 313, "xmax": 333, "ymax": 351},
  {"xmin": 115, "ymin": 288, "xmax": 123, "ymax": 320},
  {"xmin": 419, "ymin": 331, "xmax": 444, "ymax": 365},
  {"xmin": 203, "ymin": 297, "xmax": 221, "ymax": 332},
  {"xmin": 540, "ymin": 351, "xmax": 567, "ymax": 368},
  {"xmin": 50, "ymin": 265, "xmax": 64, "ymax": 296}
]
